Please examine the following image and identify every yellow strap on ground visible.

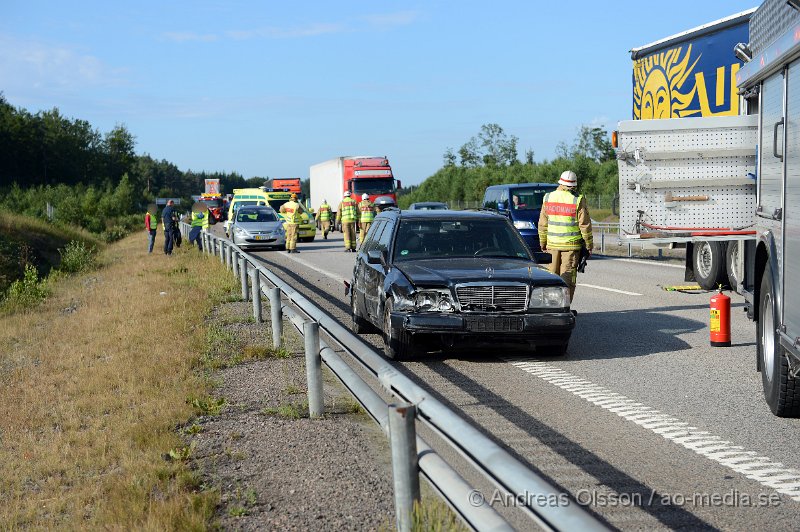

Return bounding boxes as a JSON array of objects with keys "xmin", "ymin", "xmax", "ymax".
[{"xmin": 661, "ymin": 284, "xmax": 703, "ymax": 291}]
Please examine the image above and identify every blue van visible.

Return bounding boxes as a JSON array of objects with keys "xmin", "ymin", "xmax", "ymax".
[{"xmin": 482, "ymin": 183, "xmax": 558, "ymax": 253}]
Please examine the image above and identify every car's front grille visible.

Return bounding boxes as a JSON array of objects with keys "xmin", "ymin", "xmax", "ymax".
[{"xmin": 456, "ymin": 284, "xmax": 528, "ymax": 312}]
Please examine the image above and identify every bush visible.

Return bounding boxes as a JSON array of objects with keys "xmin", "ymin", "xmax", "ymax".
[
  {"xmin": 2, "ymin": 264, "xmax": 48, "ymax": 312},
  {"xmin": 101, "ymin": 226, "xmax": 129, "ymax": 243},
  {"xmin": 58, "ymin": 240, "xmax": 97, "ymax": 273}
]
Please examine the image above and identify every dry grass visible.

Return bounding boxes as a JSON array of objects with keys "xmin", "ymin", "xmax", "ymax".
[{"xmin": 0, "ymin": 232, "xmax": 237, "ymax": 529}]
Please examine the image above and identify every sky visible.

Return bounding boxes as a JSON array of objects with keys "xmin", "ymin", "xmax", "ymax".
[{"xmin": 2, "ymin": 1, "xmax": 758, "ymax": 187}]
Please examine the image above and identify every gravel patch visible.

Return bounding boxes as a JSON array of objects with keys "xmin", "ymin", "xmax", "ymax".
[{"xmin": 189, "ymin": 300, "xmax": 395, "ymax": 530}]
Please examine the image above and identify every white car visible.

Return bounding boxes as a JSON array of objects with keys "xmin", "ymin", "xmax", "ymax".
[{"xmin": 230, "ymin": 206, "xmax": 286, "ymax": 250}]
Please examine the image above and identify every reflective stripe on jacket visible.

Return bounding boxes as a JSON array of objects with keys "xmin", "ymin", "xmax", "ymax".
[
  {"xmin": 540, "ymin": 189, "xmax": 584, "ymax": 250},
  {"xmin": 279, "ymin": 201, "xmax": 302, "ymax": 224},
  {"xmin": 358, "ymin": 200, "xmax": 375, "ymax": 223},
  {"xmin": 337, "ymin": 198, "xmax": 357, "ymax": 223},
  {"xmin": 317, "ymin": 204, "xmax": 331, "ymax": 221}
]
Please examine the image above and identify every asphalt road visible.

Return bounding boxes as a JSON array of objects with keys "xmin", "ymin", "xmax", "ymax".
[{"xmin": 215, "ymin": 226, "xmax": 800, "ymax": 531}]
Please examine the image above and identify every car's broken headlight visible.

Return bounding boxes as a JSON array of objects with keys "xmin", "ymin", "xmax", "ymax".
[
  {"xmin": 414, "ymin": 290, "xmax": 455, "ymax": 312},
  {"xmin": 529, "ymin": 286, "xmax": 570, "ymax": 308}
]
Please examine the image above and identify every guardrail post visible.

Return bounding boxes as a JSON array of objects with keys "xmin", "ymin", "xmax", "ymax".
[
  {"xmin": 226, "ymin": 244, "xmax": 232, "ymax": 270},
  {"xmin": 240, "ymin": 256, "xmax": 249, "ymax": 301},
  {"xmin": 303, "ymin": 321, "xmax": 324, "ymax": 418},
  {"xmin": 232, "ymin": 250, "xmax": 239, "ymax": 277},
  {"xmin": 601, "ymin": 231, "xmax": 605, "ymax": 254},
  {"xmin": 269, "ymin": 287, "xmax": 282, "ymax": 349},
  {"xmin": 628, "ymin": 243, "xmax": 632, "ymax": 258},
  {"xmin": 389, "ymin": 403, "xmax": 420, "ymax": 532},
  {"xmin": 219, "ymin": 240, "xmax": 225, "ymax": 264},
  {"xmin": 251, "ymin": 268, "xmax": 262, "ymax": 323}
]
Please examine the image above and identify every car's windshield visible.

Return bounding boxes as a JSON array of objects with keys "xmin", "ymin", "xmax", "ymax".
[
  {"xmin": 510, "ymin": 187, "xmax": 555, "ymax": 211},
  {"xmin": 414, "ymin": 203, "xmax": 447, "ymax": 210},
  {"xmin": 394, "ymin": 219, "xmax": 531, "ymax": 261},
  {"xmin": 352, "ymin": 178, "xmax": 395, "ymax": 195},
  {"xmin": 237, "ymin": 209, "xmax": 277, "ymax": 223}
]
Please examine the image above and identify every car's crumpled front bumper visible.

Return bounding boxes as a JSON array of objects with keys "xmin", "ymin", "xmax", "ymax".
[{"xmin": 390, "ymin": 310, "xmax": 574, "ymax": 338}]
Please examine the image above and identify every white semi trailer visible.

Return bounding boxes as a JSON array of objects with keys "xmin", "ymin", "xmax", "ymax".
[{"xmin": 615, "ymin": 115, "xmax": 758, "ymax": 291}]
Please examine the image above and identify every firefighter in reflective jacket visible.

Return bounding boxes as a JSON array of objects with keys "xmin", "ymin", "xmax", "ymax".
[
  {"xmin": 336, "ymin": 191, "xmax": 358, "ymax": 252},
  {"xmin": 316, "ymin": 199, "xmax": 332, "ymax": 239},
  {"xmin": 538, "ymin": 170, "xmax": 593, "ymax": 301},
  {"xmin": 358, "ymin": 193, "xmax": 375, "ymax": 245},
  {"xmin": 279, "ymin": 193, "xmax": 302, "ymax": 253}
]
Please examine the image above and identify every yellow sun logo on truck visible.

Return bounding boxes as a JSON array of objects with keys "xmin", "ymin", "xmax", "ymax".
[{"xmin": 633, "ymin": 44, "xmax": 741, "ymax": 119}]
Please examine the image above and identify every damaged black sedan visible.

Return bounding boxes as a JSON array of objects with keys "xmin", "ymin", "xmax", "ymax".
[{"xmin": 349, "ymin": 209, "xmax": 575, "ymax": 359}]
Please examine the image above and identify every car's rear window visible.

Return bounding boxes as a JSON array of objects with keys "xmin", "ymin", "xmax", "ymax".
[{"xmin": 394, "ymin": 219, "xmax": 531, "ymax": 261}]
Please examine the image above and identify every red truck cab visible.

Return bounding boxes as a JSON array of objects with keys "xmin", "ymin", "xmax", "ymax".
[{"xmin": 345, "ymin": 157, "xmax": 400, "ymax": 204}]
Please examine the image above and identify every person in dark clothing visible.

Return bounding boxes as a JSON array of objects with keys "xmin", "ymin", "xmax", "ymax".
[{"xmin": 161, "ymin": 200, "xmax": 176, "ymax": 255}]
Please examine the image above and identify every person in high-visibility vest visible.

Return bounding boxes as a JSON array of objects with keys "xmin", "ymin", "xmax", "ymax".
[
  {"xmin": 358, "ymin": 193, "xmax": 375, "ymax": 245},
  {"xmin": 279, "ymin": 193, "xmax": 302, "ymax": 253},
  {"xmin": 316, "ymin": 199, "xmax": 332, "ymax": 239},
  {"xmin": 145, "ymin": 208, "xmax": 158, "ymax": 253},
  {"xmin": 189, "ymin": 210, "xmax": 206, "ymax": 251},
  {"xmin": 538, "ymin": 170, "xmax": 593, "ymax": 302},
  {"xmin": 336, "ymin": 191, "xmax": 358, "ymax": 252}
]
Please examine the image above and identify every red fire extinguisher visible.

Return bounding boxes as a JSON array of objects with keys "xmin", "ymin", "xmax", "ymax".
[{"xmin": 710, "ymin": 288, "xmax": 731, "ymax": 347}]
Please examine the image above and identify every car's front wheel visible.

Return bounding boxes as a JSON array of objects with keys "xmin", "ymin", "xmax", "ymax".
[{"xmin": 383, "ymin": 298, "xmax": 415, "ymax": 360}]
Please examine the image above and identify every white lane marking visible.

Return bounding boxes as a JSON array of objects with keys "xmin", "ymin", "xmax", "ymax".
[
  {"xmin": 600, "ymin": 257, "xmax": 684, "ymax": 269},
  {"xmin": 578, "ymin": 283, "xmax": 642, "ymax": 296},
  {"xmin": 506, "ymin": 358, "xmax": 800, "ymax": 502},
  {"xmin": 288, "ymin": 254, "xmax": 349, "ymax": 284}
]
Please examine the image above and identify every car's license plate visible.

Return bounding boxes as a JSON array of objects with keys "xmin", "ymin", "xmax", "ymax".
[
  {"xmin": 466, "ymin": 316, "xmax": 524, "ymax": 332},
  {"xmin": 254, "ymin": 235, "xmax": 264, "ymax": 240}
]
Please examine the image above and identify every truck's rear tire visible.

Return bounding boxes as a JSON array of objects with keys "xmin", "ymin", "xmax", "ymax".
[
  {"xmin": 725, "ymin": 241, "xmax": 740, "ymax": 291},
  {"xmin": 759, "ymin": 266, "xmax": 800, "ymax": 417},
  {"xmin": 692, "ymin": 241, "xmax": 726, "ymax": 290}
]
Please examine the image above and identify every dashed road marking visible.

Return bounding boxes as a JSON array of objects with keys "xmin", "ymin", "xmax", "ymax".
[
  {"xmin": 578, "ymin": 283, "xmax": 642, "ymax": 296},
  {"xmin": 505, "ymin": 358, "xmax": 800, "ymax": 502}
]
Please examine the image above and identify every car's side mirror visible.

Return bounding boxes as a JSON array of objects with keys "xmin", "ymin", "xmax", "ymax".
[
  {"xmin": 534, "ymin": 251, "xmax": 552, "ymax": 264},
  {"xmin": 367, "ymin": 250, "xmax": 382, "ymax": 264}
]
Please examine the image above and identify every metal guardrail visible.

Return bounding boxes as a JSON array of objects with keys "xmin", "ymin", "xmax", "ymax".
[{"xmin": 182, "ymin": 223, "xmax": 608, "ymax": 532}]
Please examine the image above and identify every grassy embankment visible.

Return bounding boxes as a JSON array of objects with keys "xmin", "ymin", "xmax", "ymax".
[
  {"xmin": 0, "ymin": 212, "xmax": 103, "ymax": 295},
  {"xmin": 0, "ymin": 222, "xmax": 238, "ymax": 529}
]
